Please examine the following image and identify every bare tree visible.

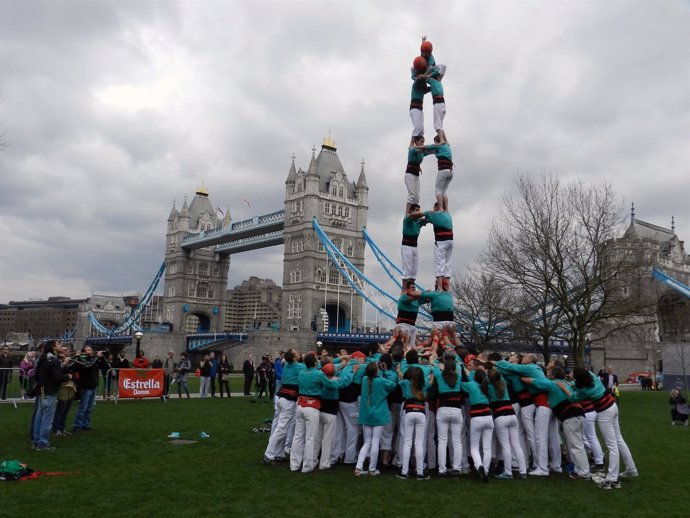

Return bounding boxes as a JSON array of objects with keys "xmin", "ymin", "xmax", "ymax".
[
  {"xmin": 452, "ymin": 269, "xmax": 513, "ymax": 349},
  {"xmin": 483, "ymin": 173, "xmax": 654, "ymax": 366}
]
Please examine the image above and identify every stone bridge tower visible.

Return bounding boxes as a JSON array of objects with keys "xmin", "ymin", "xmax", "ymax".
[
  {"xmin": 282, "ymin": 135, "xmax": 369, "ymax": 332},
  {"xmin": 162, "ymin": 184, "xmax": 230, "ymax": 333}
]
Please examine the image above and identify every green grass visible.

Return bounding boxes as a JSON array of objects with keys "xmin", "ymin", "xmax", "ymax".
[{"xmin": 1, "ymin": 392, "xmax": 688, "ymax": 517}]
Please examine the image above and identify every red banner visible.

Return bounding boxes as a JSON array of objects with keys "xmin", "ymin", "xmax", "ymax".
[{"xmin": 118, "ymin": 369, "xmax": 165, "ymax": 398}]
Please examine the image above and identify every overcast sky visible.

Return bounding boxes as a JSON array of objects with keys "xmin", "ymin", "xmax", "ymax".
[{"xmin": 1, "ymin": 0, "xmax": 689, "ymax": 306}]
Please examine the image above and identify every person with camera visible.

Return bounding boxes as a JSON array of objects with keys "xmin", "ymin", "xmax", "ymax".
[
  {"xmin": 176, "ymin": 352, "xmax": 191, "ymax": 398},
  {"xmin": 31, "ymin": 340, "xmax": 73, "ymax": 451},
  {"xmin": 73, "ymin": 346, "xmax": 106, "ymax": 432}
]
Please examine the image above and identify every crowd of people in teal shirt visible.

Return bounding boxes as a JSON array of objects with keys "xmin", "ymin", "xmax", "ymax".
[{"xmin": 262, "ymin": 340, "xmax": 637, "ymax": 489}]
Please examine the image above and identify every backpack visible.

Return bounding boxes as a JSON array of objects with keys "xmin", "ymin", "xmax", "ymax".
[{"xmin": 0, "ymin": 460, "xmax": 33, "ymax": 481}]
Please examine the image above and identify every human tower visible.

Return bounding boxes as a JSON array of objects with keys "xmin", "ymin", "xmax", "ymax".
[
  {"xmin": 395, "ymin": 36, "xmax": 457, "ymax": 352},
  {"xmin": 262, "ymin": 37, "xmax": 637, "ymax": 490}
]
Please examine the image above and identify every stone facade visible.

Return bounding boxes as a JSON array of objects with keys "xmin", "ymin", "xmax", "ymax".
[
  {"xmin": 282, "ymin": 136, "xmax": 368, "ymax": 333},
  {"xmin": 594, "ymin": 214, "xmax": 690, "ymax": 375},
  {"xmin": 162, "ymin": 184, "xmax": 230, "ymax": 334}
]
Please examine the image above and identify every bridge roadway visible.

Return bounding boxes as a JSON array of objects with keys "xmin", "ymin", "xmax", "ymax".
[{"xmin": 181, "ymin": 210, "xmax": 285, "ymax": 253}]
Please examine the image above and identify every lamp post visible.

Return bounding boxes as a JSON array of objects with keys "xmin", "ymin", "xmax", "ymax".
[{"xmin": 134, "ymin": 331, "xmax": 143, "ymax": 358}]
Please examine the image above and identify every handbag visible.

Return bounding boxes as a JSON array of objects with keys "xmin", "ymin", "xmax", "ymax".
[{"xmin": 676, "ymin": 402, "xmax": 690, "ymax": 415}]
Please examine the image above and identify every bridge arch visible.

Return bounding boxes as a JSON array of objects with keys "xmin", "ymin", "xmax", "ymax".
[
  {"xmin": 657, "ymin": 289, "xmax": 690, "ymax": 341},
  {"xmin": 184, "ymin": 312, "xmax": 212, "ymax": 333}
]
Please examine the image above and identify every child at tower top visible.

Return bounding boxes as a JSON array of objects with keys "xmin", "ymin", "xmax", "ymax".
[
  {"xmin": 411, "ymin": 36, "xmax": 446, "ymax": 140},
  {"xmin": 414, "ymin": 133, "xmax": 453, "ymax": 212}
]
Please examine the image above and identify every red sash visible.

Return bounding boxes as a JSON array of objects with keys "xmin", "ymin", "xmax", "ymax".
[{"xmin": 297, "ymin": 396, "xmax": 321, "ymax": 410}]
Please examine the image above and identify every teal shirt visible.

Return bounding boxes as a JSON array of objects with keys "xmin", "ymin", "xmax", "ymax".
[
  {"xmin": 459, "ymin": 378, "xmax": 489, "ymax": 406},
  {"xmin": 400, "ymin": 360, "xmax": 432, "ymax": 387},
  {"xmin": 568, "ymin": 372, "xmax": 607, "ymax": 403},
  {"xmin": 420, "ymin": 290, "xmax": 454, "ymax": 313},
  {"xmin": 487, "ymin": 373, "xmax": 511, "ymax": 404},
  {"xmin": 407, "ymin": 147, "xmax": 425, "ymax": 166},
  {"xmin": 281, "ymin": 362, "xmax": 306, "ymax": 387},
  {"xmin": 397, "ymin": 293, "xmax": 419, "ymax": 314},
  {"xmin": 402, "ymin": 215, "xmax": 426, "ymax": 238},
  {"xmin": 399, "ymin": 378, "xmax": 427, "ymax": 400},
  {"xmin": 527, "ymin": 377, "xmax": 570, "ymax": 408},
  {"xmin": 359, "ymin": 375, "xmax": 397, "ymax": 426},
  {"xmin": 321, "ymin": 367, "xmax": 355, "ymax": 400},
  {"xmin": 424, "ymin": 143, "xmax": 452, "ymax": 161},
  {"xmin": 433, "ymin": 366, "xmax": 463, "ymax": 394},
  {"xmin": 496, "ymin": 360, "xmax": 545, "ymax": 395},
  {"xmin": 424, "ymin": 210, "xmax": 453, "ymax": 230},
  {"xmin": 298, "ymin": 367, "xmax": 338, "ymax": 396}
]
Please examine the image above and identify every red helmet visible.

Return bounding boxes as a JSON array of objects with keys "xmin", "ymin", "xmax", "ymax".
[
  {"xmin": 413, "ymin": 56, "xmax": 427, "ymax": 73},
  {"xmin": 420, "ymin": 40, "xmax": 433, "ymax": 54}
]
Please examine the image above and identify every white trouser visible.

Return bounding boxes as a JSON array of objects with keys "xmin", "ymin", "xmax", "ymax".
[
  {"xmin": 494, "ymin": 414, "xmax": 527, "ymax": 475},
  {"xmin": 339, "ymin": 400, "xmax": 361, "ymax": 464},
  {"xmin": 394, "ymin": 405, "xmax": 406, "ymax": 466},
  {"xmin": 433, "ymin": 240, "xmax": 453, "ymax": 278},
  {"xmin": 583, "ymin": 410, "xmax": 604, "ymax": 464},
  {"xmin": 561, "ymin": 416, "xmax": 590, "ymax": 477},
  {"xmin": 520, "ymin": 403, "xmax": 537, "ymax": 466},
  {"xmin": 410, "ymin": 108, "xmax": 424, "ymax": 137},
  {"xmin": 313, "ymin": 411, "xmax": 337, "ymax": 469},
  {"xmin": 470, "ymin": 415, "xmax": 494, "ymax": 472},
  {"xmin": 548, "ymin": 410, "xmax": 562, "ymax": 470},
  {"xmin": 330, "ymin": 409, "xmax": 345, "ymax": 464},
  {"xmin": 433, "ymin": 101, "xmax": 446, "ymax": 131},
  {"xmin": 290, "ymin": 405, "xmax": 320, "ymax": 473},
  {"xmin": 401, "ymin": 411, "xmax": 427, "ymax": 476},
  {"xmin": 381, "ymin": 402, "xmax": 400, "ymax": 451},
  {"xmin": 512, "ymin": 402, "xmax": 530, "ymax": 468},
  {"xmin": 199, "ymin": 376, "xmax": 210, "ymax": 397},
  {"xmin": 264, "ymin": 397, "xmax": 296, "ymax": 460},
  {"xmin": 596, "ymin": 404, "xmax": 636, "ymax": 482},
  {"xmin": 534, "ymin": 405, "xmax": 556, "ymax": 472},
  {"xmin": 460, "ymin": 406, "xmax": 471, "ymax": 469},
  {"xmin": 356, "ymin": 425, "xmax": 383, "ymax": 472},
  {"xmin": 401, "ymin": 245, "xmax": 419, "ymax": 280},
  {"xmin": 435, "ymin": 168, "xmax": 453, "ymax": 196},
  {"xmin": 436, "ymin": 406, "xmax": 463, "ymax": 473},
  {"xmin": 404, "ymin": 173, "xmax": 421, "ymax": 205},
  {"xmin": 394, "ymin": 323, "xmax": 417, "ymax": 348},
  {"xmin": 425, "ymin": 405, "xmax": 437, "ymax": 469}
]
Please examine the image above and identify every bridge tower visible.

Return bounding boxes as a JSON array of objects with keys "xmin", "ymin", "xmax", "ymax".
[
  {"xmin": 162, "ymin": 183, "xmax": 230, "ymax": 333},
  {"xmin": 282, "ymin": 135, "xmax": 369, "ymax": 332}
]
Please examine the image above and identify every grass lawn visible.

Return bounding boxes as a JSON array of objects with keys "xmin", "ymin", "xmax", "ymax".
[{"xmin": 1, "ymin": 391, "xmax": 688, "ymax": 517}]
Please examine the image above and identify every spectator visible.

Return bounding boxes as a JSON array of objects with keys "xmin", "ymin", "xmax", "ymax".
[
  {"xmin": 0, "ymin": 345, "xmax": 13, "ymax": 400},
  {"xmin": 199, "ymin": 354, "xmax": 212, "ymax": 397},
  {"xmin": 209, "ymin": 352, "xmax": 218, "ymax": 397},
  {"xmin": 274, "ymin": 351, "xmax": 285, "ymax": 396},
  {"xmin": 53, "ymin": 346, "xmax": 78, "ymax": 437},
  {"xmin": 133, "ymin": 350, "xmax": 150, "ymax": 369},
  {"xmin": 176, "ymin": 353, "xmax": 191, "ymax": 399},
  {"xmin": 243, "ymin": 354, "xmax": 255, "ymax": 395},
  {"xmin": 73, "ymin": 346, "xmax": 106, "ymax": 432},
  {"xmin": 256, "ymin": 356, "xmax": 270, "ymax": 399},
  {"xmin": 19, "ymin": 351, "xmax": 37, "ymax": 399},
  {"xmin": 218, "ymin": 353, "xmax": 231, "ymax": 398},
  {"xmin": 32, "ymin": 340, "xmax": 72, "ymax": 450},
  {"xmin": 670, "ymin": 389, "xmax": 689, "ymax": 426},
  {"xmin": 151, "ymin": 355, "xmax": 163, "ymax": 369},
  {"xmin": 163, "ymin": 350, "xmax": 176, "ymax": 397}
]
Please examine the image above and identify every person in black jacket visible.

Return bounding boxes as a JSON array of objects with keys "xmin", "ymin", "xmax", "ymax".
[
  {"xmin": 243, "ymin": 354, "xmax": 255, "ymax": 395},
  {"xmin": 73, "ymin": 346, "xmax": 106, "ymax": 432},
  {"xmin": 0, "ymin": 345, "xmax": 13, "ymax": 400},
  {"xmin": 32, "ymin": 340, "xmax": 72, "ymax": 450}
]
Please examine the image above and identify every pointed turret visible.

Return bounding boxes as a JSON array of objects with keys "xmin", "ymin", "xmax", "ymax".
[
  {"xmin": 179, "ymin": 197, "xmax": 190, "ymax": 232},
  {"xmin": 356, "ymin": 159, "xmax": 368, "ymax": 190},
  {"xmin": 286, "ymin": 153, "xmax": 297, "ymax": 185},
  {"xmin": 223, "ymin": 205, "xmax": 232, "ymax": 229},
  {"xmin": 167, "ymin": 201, "xmax": 177, "ymax": 222},
  {"xmin": 306, "ymin": 146, "xmax": 318, "ymax": 177}
]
